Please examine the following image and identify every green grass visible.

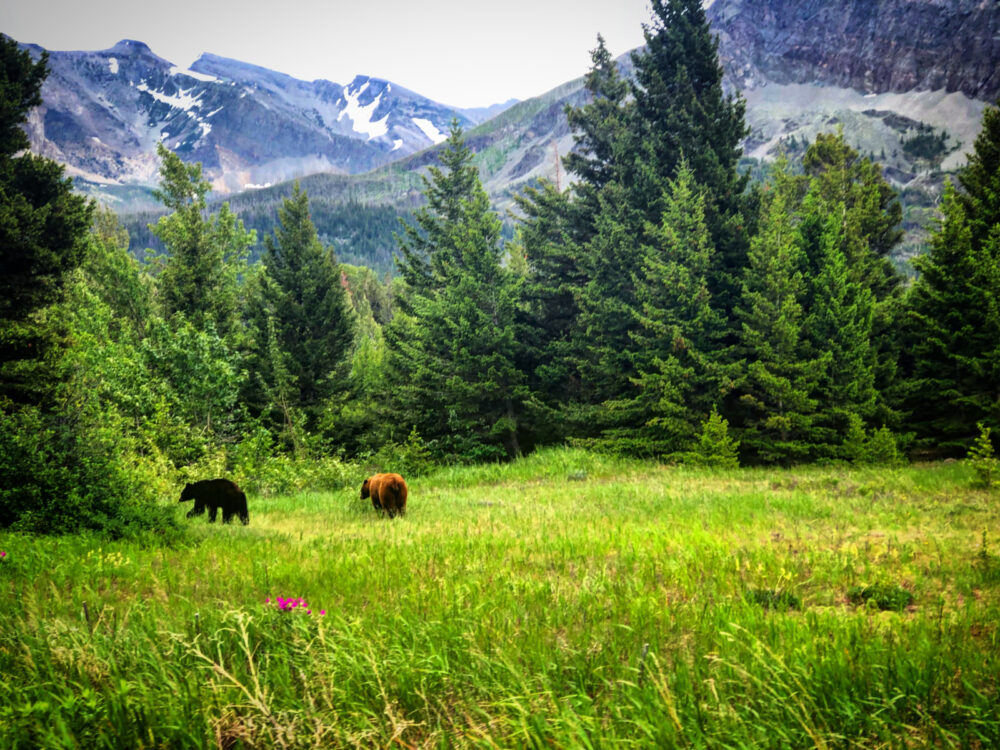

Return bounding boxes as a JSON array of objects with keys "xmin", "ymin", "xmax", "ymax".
[{"xmin": 1, "ymin": 448, "xmax": 998, "ymax": 748}]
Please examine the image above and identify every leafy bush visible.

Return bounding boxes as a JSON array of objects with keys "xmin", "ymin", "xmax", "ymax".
[
  {"xmin": 0, "ymin": 406, "xmax": 178, "ymax": 538},
  {"xmin": 368, "ymin": 427, "xmax": 436, "ymax": 478},
  {"xmin": 841, "ymin": 415, "xmax": 905, "ymax": 466},
  {"xmin": 847, "ymin": 583, "xmax": 913, "ymax": 611},
  {"xmin": 745, "ymin": 588, "xmax": 801, "ymax": 611}
]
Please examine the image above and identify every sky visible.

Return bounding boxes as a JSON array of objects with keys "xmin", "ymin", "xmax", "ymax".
[{"xmin": 1, "ymin": 0, "xmax": 654, "ymax": 109}]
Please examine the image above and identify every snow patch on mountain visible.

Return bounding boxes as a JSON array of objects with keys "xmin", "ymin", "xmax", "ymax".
[
  {"xmin": 108, "ymin": 57, "xmax": 118, "ymax": 74},
  {"xmin": 338, "ymin": 81, "xmax": 389, "ymax": 140},
  {"xmin": 135, "ymin": 81, "xmax": 203, "ymax": 112},
  {"xmin": 412, "ymin": 117, "xmax": 447, "ymax": 144},
  {"xmin": 169, "ymin": 65, "xmax": 221, "ymax": 83}
]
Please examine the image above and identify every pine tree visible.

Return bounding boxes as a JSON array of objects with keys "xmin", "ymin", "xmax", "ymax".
[
  {"xmin": 628, "ymin": 0, "xmax": 752, "ymax": 319},
  {"xmin": 253, "ymin": 183, "xmax": 356, "ymax": 434},
  {"xmin": 386, "ymin": 128, "xmax": 525, "ymax": 460},
  {"xmin": 957, "ymin": 103, "xmax": 1000, "ymax": 250},
  {"xmin": 394, "ymin": 120, "xmax": 479, "ymax": 305},
  {"xmin": 735, "ymin": 163, "xmax": 821, "ymax": 464},
  {"xmin": 563, "ymin": 34, "xmax": 630, "ymax": 229},
  {"xmin": 905, "ymin": 180, "xmax": 999, "ymax": 454},
  {"xmin": 798, "ymin": 131, "xmax": 904, "ymax": 430},
  {"xmin": 151, "ymin": 143, "xmax": 254, "ymax": 341},
  {"xmin": 603, "ymin": 161, "xmax": 728, "ymax": 456},
  {"xmin": 804, "ymin": 201, "xmax": 878, "ymax": 451},
  {"xmin": 514, "ymin": 36, "xmax": 630, "ymax": 441},
  {"xmin": 0, "ymin": 37, "xmax": 93, "ymax": 407}
]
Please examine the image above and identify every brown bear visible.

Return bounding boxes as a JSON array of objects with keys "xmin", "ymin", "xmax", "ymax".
[
  {"xmin": 179, "ymin": 479, "xmax": 249, "ymax": 525},
  {"xmin": 360, "ymin": 473, "xmax": 408, "ymax": 517}
]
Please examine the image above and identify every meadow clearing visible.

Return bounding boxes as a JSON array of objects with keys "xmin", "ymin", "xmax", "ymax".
[{"xmin": 1, "ymin": 448, "xmax": 998, "ymax": 748}]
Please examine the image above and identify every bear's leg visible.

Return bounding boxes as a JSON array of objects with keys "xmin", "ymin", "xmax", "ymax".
[
  {"xmin": 222, "ymin": 508, "xmax": 233, "ymax": 524},
  {"xmin": 208, "ymin": 504, "xmax": 218, "ymax": 523},
  {"xmin": 187, "ymin": 501, "xmax": 204, "ymax": 518}
]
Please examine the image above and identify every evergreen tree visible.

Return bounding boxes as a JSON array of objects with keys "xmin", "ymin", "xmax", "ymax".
[
  {"xmin": 735, "ymin": 163, "xmax": 821, "ymax": 464},
  {"xmin": 394, "ymin": 121, "xmax": 479, "ymax": 304},
  {"xmin": 795, "ymin": 132, "xmax": 904, "ymax": 433},
  {"xmin": 251, "ymin": 183, "xmax": 356, "ymax": 436},
  {"xmin": 804, "ymin": 202, "xmax": 878, "ymax": 451},
  {"xmin": 905, "ymin": 181, "xmax": 1000, "ymax": 453},
  {"xmin": 150, "ymin": 143, "xmax": 254, "ymax": 341},
  {"xmin": 603, "ymin": 162, "xmax": 729, "ymax": 455},
  {"xmin": 563, "ymin": 34, "xmax": 630, "ymax": 229},
  {"xmin": 957, "ymin": 102, "xmax": 1000, "ymax": 250},
  {"xmin": 386, "ymin": 128, "xmax": 525, "ymax": 460},
  {"xmin": 628, "ymin": 0, "xmax": 752, "ymax": 319},
  {"xmin": 0, "ymin": 37, "xmax": 93, "ymax": 407}
]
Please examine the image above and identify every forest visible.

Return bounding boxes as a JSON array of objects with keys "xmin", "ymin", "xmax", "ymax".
[{"xmin": 2, "ymin": 0, "xmax": 999, "ymax": 538}]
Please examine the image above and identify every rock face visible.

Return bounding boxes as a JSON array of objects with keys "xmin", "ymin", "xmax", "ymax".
[
  {"xmin": 707, "ymin": 0, "xmax": 1000, "ymax": 101},
  {"xmin": 17, "ymin": 38, "xmax": 479, "ymax": 194}
]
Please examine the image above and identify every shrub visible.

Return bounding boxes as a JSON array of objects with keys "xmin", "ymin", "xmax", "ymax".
[
  {"xmin": 0, "ymin": 406, "xmax": 178, "ymax": 538},
  {"xmin": 967, "ymin": 422, "xmax": 999, "ymax": 490},
  {"xmin": 847, "ymin": 583, "xmax": 913, "ymax": 611},
  {"xmin": 745, "ymin": 588, "xmax": 801, "ymax": 611},
  {"xmin": 686, "ymin": 406, "xmax": 740, "ymax": 468}
]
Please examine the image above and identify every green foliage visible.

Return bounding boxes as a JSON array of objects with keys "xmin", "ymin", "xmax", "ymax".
[
  {"xmin": 0, "ymin": 37, "xmax": 93, "ymax": 407},
  {"xmin": 901, "ymin": 130, "xmax": 950, "ymax": 162},
  {"xmin": 149, "ymin": 143, "xmax": 254, "ymax": 341},
  {"xmin": 0, "ymin": 405, "xmax": 177, "ymax": 537},
  {"xmin": 387, "ymin": 125, "xmax": 526, "ymax": 461},
  {"xmin": 368, "ymin": 426, "xmax": 436, "ymax": 479},
  {"xmin": 687, "ymin": 406, "xmax": 740, "ymax": 468},
  {"xmin": 904, "ymin": 181, "xmax": 1000, "ymax": 454},
  {"xmin": 745, "ymin": 588, "xmax": 801, "ymax": 611},
  {"xmin": 735, "ymin": 161, "xmax": 821, "ymax": 464},
  {"xmin": 847, "ymin": 583, "xmax": 913, "ymax": 611},
  {"xmin": 967, "ymin": 422, "xmax": 999, "ymax": 490},
  {"xmin": 246, "ymin": 183, "xmax": 356, "ymax": 435}
]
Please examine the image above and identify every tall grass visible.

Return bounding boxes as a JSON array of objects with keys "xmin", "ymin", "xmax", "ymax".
[{"xmin": 1, "ymin": 448, "xmax": 997, "ymax": 748}]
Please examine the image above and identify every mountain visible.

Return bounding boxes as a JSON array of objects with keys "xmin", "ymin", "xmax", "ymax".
[
  {"xmin": 15, "ymin": 37, "xmax": 517, "ymax": 200},
  {"xmin": 17, "ymin": 0, "xmax": 1000, "ymax": 268}
]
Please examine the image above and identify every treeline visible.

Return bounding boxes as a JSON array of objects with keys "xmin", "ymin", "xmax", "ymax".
[
  {"xmin": 2, "ymin": 2, "xmax": 999, "ymax": 537},
  {"xmin": 122, "ymin": 199, "xmax": 407, "ymax": 275}
]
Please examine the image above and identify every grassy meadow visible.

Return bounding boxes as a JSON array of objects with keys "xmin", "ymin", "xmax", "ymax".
[{"xmin": 1, "ymin": 448, "xmax": 998, "ymax": 748}]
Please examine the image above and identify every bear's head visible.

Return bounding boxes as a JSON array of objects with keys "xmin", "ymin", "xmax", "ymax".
[
  {"xmin": 360, "ymin": 478, "xmax": 371, "ymax": 499},
  {"xmin": 179, "ymin": 483, "xmax": 195, "ymax": 502}
]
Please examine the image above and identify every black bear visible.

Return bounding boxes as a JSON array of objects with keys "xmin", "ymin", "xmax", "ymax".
[
  {"xmin": 360, "ymin": 473, "xmax": 408, "ymax": 517},
  {"xmin": 179, "ymin": 479, "xmax": 249, "ymax": 525}
]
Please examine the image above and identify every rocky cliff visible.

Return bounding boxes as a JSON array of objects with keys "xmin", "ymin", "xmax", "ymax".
[{"xmin": 707, "ymin": 0, "xmax": 1000, "ymax": 101}]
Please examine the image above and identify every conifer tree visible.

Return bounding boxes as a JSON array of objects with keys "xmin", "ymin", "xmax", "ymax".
[
  {"xmin": 394, "ymin": 121, "xmax": 479, "ymax": 304},
  {"xmin": 905, "ymin": 180, "xmax": 1000, "ymax": 453},
  {"xmin": 386, "ymin": 128, "xmax": 525, "ymax": 460},
  {"xmin": 735, "ymin": 163, "xmax": 821, "ymax": 464},
  {"xmin": 563, "ymin": 34, "xmax": 630, "ymax": 229},
  {"xmin": 805, "ymin": 202, "xmax": 878, "ymax": 452},
  {"xmin": 957, "ymin": 102, "xmax": 1000, "ymax": 249},
  {"xmin": 151, "ymin": 143, "xmax": 254, "ymax": 341},
  {"xmin": 0, "ymin": 37, "xmax": 93, "ymax": 407},
  {"xmin": 252, "ymin": 183, "xmax": 356, "ymax": 434},
  {"xmin": 603, "ymin": 162, "xmax": 728, "ymax": 455},
  {"xmin": 628, "ymin": 0, "xmax": 752, "ymax": 318}
]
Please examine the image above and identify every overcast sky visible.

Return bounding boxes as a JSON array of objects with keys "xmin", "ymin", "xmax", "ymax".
[{"xmin": 2, "ymin": 0, "xmax": 654, "ymax": 108}]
